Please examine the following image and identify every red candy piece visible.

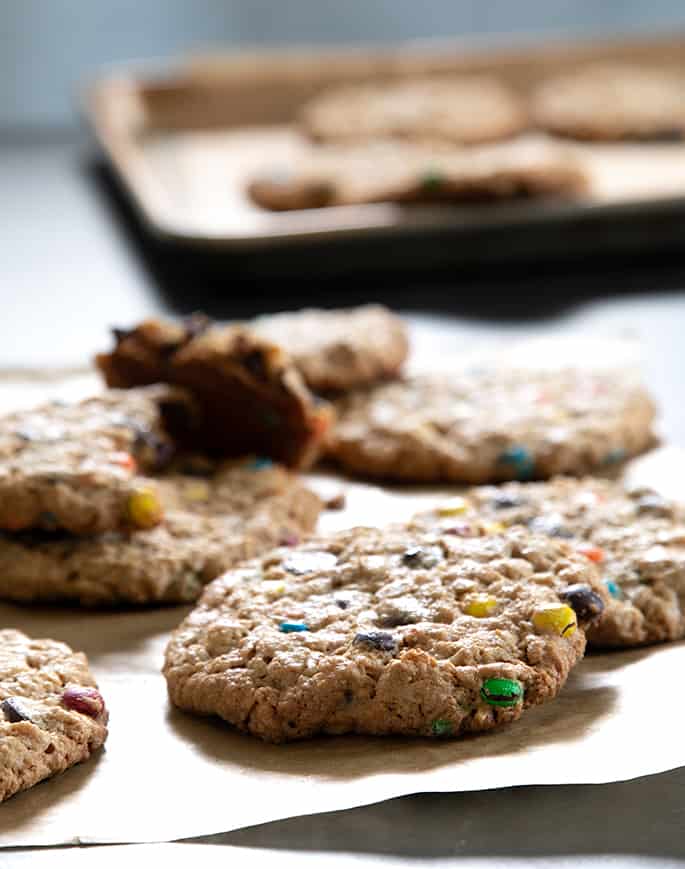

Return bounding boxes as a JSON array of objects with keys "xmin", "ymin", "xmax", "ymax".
[
  {"xmin": 62, "ymin": 686, "xmax": 106, "ymax": 718},
  {"xmin": 111, "ymin": 451, "xmax": 137, "ymax": 473},
  {"xmin": 578, "ymin": 545, "xmax": 605, "ymax": 564}
]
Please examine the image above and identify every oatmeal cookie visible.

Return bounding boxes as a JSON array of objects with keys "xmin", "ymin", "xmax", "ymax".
[
  {"xmin": 0, "ymin": 630, "xmax": 108, "ymax": 803},
  {"xmin": 164, "ymin": 522, "xmax": 606, "ymax": 742}
]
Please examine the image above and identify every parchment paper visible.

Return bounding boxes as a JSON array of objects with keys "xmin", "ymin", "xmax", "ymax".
[{"xmin": 0, "ymin": 339, "xmax": 683, "ymax": 847}]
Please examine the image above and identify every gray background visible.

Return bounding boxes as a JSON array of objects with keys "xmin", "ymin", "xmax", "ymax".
[{"xmin": 3, "ymin": 0, "xmax": 685, "ymax": 129}]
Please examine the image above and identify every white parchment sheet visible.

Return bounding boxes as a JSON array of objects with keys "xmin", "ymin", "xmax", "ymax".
[{"xmin": 0, "ymin": 338, "xmax": 682, "ymax": 846}]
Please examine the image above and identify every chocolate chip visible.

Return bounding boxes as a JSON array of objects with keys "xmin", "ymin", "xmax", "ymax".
[
  {"xmin": 353, "ymin": 631, "xmax": 397, "ymax": 652},
  {"xmin": 335, "ymin": 598, "xmax": 350, "ymax": 610},
  {"xmin": 111, "ymin": 326, "xmax": 132, "ymax": 344},
  {"xmin": 560, "ymin": 584, "xmax": 605, "ymax": 624},
  {"xmin": 2, "ymin": 697, "xmax": 31, "ymax": 723},
  {"xmin": 491, "ymin": 493, "xmax": 526, "ymax": 510},
  {"xmin": 133, "ymin": 427, "xmax": 174, "ymax": 471},
  {"xmin": 243, "ymin": 350, "xmax": 267, "ymax": 379},
  {"xmin": 402, "ymin": 545, "xmax": 442, "ymax": 568}
]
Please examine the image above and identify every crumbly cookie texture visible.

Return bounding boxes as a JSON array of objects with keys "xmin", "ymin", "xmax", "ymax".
[
  {"xmin": 247, "ymin": 138, "xmax": 587, "ymax": 211},
  {"xmin": 0, "ymin": 630, "xmax": 108, "ymax": 803},
  {"xmin": 328, "ymin": 369, "xmax": 656, "ymax": 483},
  {"xmin": 417, "ymin": 477, "xmax": 685, "ymax": 648},
  {"xmin": 300, "ymin": 76, "xmax": 528, "ymax": 146},
  {"xmin": 252, "ymin": 305, "xmax": 409, "ymax": 393},
  {"xmin": 164, "ymin": 522, "xmax": 607, "ymax": 743},
  {"xmin": 532, "ymin": 64, "xmax": 685, "ymax": 141},
  {"xmin": 0, "ymin": 457, "xmax": 322, "ymax": 606},
  {"xmin": 96, "ymin": 318, "xmax": 332, "ymax": 470},
  {"xmin": 0, "ymin": 386, "xmax": 189, "ymax": 535}
]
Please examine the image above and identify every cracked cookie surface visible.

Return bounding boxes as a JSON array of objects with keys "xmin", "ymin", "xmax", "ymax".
[
  {"xmin": 0, "ymin": 458, "xmax": 322, "ymax": 606},
  {"xmin": 0, "ymin": 386, "xmax": 186, "ymax": 534},
  {"xmin": 164, "ymin": 522, "xmax": 607, "ymax": 742},
  {"xmin": 329, "ymin": 369, "xmax": 656, "ymax": 483},
  {"xmin": 418, "ymin": 477, "xmax": 685, "ymax": 647},
  {"xmin": 0, "ymin": 630, "xmax": 108, "ymax": 803},
  {"xmin": 252, "ymin": 305, "xmax": 409, "ymax": 393}
]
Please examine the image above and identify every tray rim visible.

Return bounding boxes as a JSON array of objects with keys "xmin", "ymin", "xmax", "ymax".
[{"xmin": 83, "ymin": 30, "xmax": 685, "ymax": 250}]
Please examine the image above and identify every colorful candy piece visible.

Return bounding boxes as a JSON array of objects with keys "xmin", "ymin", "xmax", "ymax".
[
  {"xmin": 532, "ymin": 604, "xmax": 577, "ymax": 637},
  {"xmin": 126, "ymin": 488, "xmax": 163, "ymax": 529},
  {"xmin": 61, "ymin": 687, "xmax": 106, "ymax": 718},
  {"xmin": 497, "ymin": 446, "xmax": 535, "ymax": 480},
  {"xmin": 402, "ymin": 545, "xmax": 442, "ymax": 568},
  {"xmin": 262, "ymin": 580, "xmax": 286, "ymax": 597},
  {"xmin": 111, "ymin": 451, "xmax": 137, "ymax": 473},
  {"xmin": 353, "ymin": 631, "xmax": 397, "ymax": 652},
  {"xmin": 431, "ymin": 719, "xmax": 453, "ymax": 737},
  {"xmin": 578, "ymin": 545, "xmax": 605, "ymax": 564},
  {"xmin": 604, "ymin": 447, "xmax": 627, "ymax": 465},
  {"xmin": 483, "ymin": 521, "xmax": 506, "ymax": 535},
  {"xmin": 559, "ymin": 584, "xmax": 605, "ymax": 623},
  {"xmin": 437, "ymin": 497, "xmax": 469, "ymax": 517},
  {"xmin": 480, "ymin": 678, "xmax": 523, "ymax": 707},
  {"xmin": 279, "ymin": 622, "xmax": 309, "ymax": 633},
  {"xmin": 1, "ymin": 697, "xmax": 31, "ymax": 723},
  {"xmin": 465, "ymin": 595, "xmax": 498, "ymax": 618},
  {"xmin": 604, "ymin": 579, "xmax": 622, "ymax": 599},
  {"xmin": 421, "ymin": 169, "xmax": 445, "ymax": 191},
  {"xmin": 491, "ymin": 493, "xmax": 527, "ymax": 510},
  {"xmin": 248, "ymin": 457, "xmax": 274, "ymax": 471}
]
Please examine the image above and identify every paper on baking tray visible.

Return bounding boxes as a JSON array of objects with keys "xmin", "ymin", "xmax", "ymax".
[{"xmin": 0, "ymin": 338, "xmax": 681, "ymax": 846}]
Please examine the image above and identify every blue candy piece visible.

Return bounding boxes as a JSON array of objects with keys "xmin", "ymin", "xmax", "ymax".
[
  {"xmin": 248, "ymin": 457, "xmax": 274, "ymax": 471},
  {"xmin": 604, "ymin": 579, "xmax": 621, "ymax": 599},
  {"xmin": 604, "ymin": 448, "xmax": 627, "ymax": 465},
  {"xmin": 279, "ymin": 622, "xmax": 309, "ymax": 633},
  {"xmin": 498, "ymin": 446, "xmax": 535, "ymax": 480}
]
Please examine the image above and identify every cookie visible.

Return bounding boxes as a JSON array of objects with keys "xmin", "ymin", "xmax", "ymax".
[
  {"xmin": 329, "ymin": 369, "xmax": 656, "ymax": 483},
  {"xmin": 248, "ymin": 138, "xmax": 587, "ymax": 211},
  {"xmin": 532, "ymin": 64, "xmax": 685, "ymax": 141},
  {"xmin": 1, "ymin": 630, "xmax": 108, "ymax": 803},
  {"xmin": 96, "ymin": 319, "xmax": 332, "ymax": 470},
  {"xmin": 164, "ymin": 522, "xmax": 607, "ymax": 742},
  {"xmin": 0, "ymin": 386, "xmax": 190, "ymax": 535},
  {"xmin": 300, "ymin": 76, "xmax": 527, "ymax": 146},
  {"xmin": 0, "ymin": 457, "xmax": 322, "ymax": 606},
  {"xmin": 416, "ymin": 477, "xmax": 685, "ymax": 647},
  {"xmin": 252, "ymin": 305, "xmax": 409, "ymax": 393}
]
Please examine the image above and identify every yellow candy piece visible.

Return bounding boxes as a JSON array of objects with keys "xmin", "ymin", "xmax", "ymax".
[
  {"xmin": 532, "ymin": 604, "xmax": 577, "ymax": 637},
  {"xmin": 437, "ymin": 497, "xmax": 469, "ymax": 517},
  {"xmin": 483, "ymin": 521, "xmax": 506, "ymax": 535},
  {"xmin": 262, "ymin": 580, "xmax": 286, "ymax": 597},
  {"xmin": 183, "ymin": 481, "xmax": 211, "ymax": 503},
  {"xmin": 465, "ymin": 595, "xmax": 498, "ymax": 618},
  {"xmin": 127, "ymin": 488, "xmax": 163, "ymax": 529}
]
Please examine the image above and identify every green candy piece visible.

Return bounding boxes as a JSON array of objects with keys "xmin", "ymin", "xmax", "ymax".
[
  {"xmin": 480, "ymin": 677, "xmax": 523, "ymax": 708},
  {"xmin": 431, "ymin": 719, "xmax": 453, "ymax": 737},
  {"xmin": 420, "ymin": 169, "xmax": 445, "ymax": 192}
]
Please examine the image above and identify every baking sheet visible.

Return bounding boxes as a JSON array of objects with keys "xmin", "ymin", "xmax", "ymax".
[
  {"xmin": 0, "ymin": 343, "xmax": 683, "ymax": 846},
  {"xmin": 86, "ymin": 33, "xmax": 685, "ymax": 250}
]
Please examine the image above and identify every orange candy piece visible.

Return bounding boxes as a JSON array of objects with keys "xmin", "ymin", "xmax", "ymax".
[{"xmin": 578, "ymin": 545, "xmax": 604, "ymax": 564}]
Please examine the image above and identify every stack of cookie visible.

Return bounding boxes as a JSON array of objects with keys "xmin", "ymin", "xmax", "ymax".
[
  {"xmin": 248, "ymin": 64, "xmax": 685, "ymax": 210},
  {"xmin": 2, "ymin": 303, "xmax": 678, "ymax": 803}
]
